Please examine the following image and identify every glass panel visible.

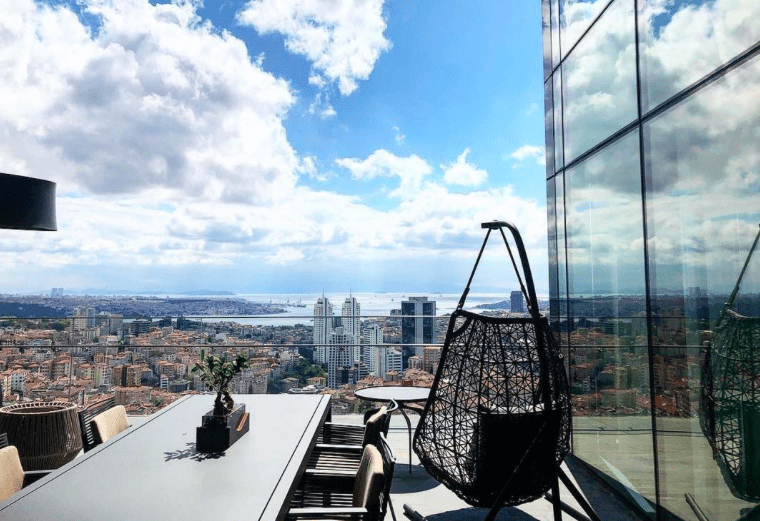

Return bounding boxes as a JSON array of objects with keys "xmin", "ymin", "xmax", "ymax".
[
  {"xmin": 556, "ymin": 172, "xmax": 568, "ymax": 319},
  {"xmin": 562, "ymin": 0, "xmax": 637, "ymax": 164},
  {"xmin": 543, "ymin": 0, "xmax": 553, "ymax": 80},
  {"xmin": 545, "ymin": 79, "xmax": 555, "ymax": 179},
  {"xmin": 564, "ymin": 130, "xmax": 655, "ymax": 515},
  {"xmin": 639, "ymin": 0, "xmax": 760, "ymax": 113},
  {"xmin": 566, "ymin": 129, "xmax": 645, "ymax": 319},
  {"xmin": 645, "ymin": 57, "xmax": 760, "ymax": 520},
  {"xmin": 560, "ymin": 0, "xmax": 610, "ymax": 59},
  {"xmin": 548, "ymin": 177, "xmax": 559, "ymax": 324},
  {"xmin": 551, "ymin": 0, "xmax": 561, "ymax": 71},
  {"xmin": 553, "ymin": 68, "xmax": 564, "ymax": 171}
]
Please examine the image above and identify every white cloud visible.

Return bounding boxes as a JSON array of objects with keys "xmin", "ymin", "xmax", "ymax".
[
  {"xmin": 266, "ymin": 247, "xmax": 305, "ymax": 265},
  {"xmin": 442, "ymin": 148, "xmax": 488, "ymax": 187},
  {"xmin": 393, "ymin": 126, "xmax": 405, "ymax": 145},
  {"xmin": 509, "ymin": 145, "xmax": 546, "ymax": 167},
  {"xmin": 0, "ymin": 1, "xmax": 550, "ymax": 293},
  {"xmin": 335, "ymin": 150, "xmax": 432, "ymax": 199},
  {"xmin": 306, "ymin": 92, "xmax": 336, "ymax": 119},
  {"xmin": 525, "ymin": 102, "xmax": 538, "ymax": 116},
  {"xmin": 0, "ymin": 0, "xmax": 298, "ymax": 204},
  {"xmin": 237, "ymin": 0, "xmax": 392, "ymax": 96}
]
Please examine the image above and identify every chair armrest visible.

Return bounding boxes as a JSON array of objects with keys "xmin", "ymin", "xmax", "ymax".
[
  {"xmin": 23, "ymin": 470, "xmax": 51, "ymax": 487},
  {"xmin": 304, "ymin": 468, "xmax": 356, "ymax": 478},
  {"xmin": 287, "ymin": 506, "xmax": 368, "ymax": 519},
  {"xmin": 314, "ymin": 443, "xmax": 363, "ymax": 452}
]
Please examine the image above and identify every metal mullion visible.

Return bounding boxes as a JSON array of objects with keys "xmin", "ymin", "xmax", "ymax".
[
  {"xmin": 633, "ymin": 0, "xmax": 661, "ymax": 517},
  {"xmin": 550, "ymin": 0, "xmax": 617, "ymax": 76}
]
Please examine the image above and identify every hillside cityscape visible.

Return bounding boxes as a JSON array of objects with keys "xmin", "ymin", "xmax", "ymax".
[{"xmin": 0, "ymin": 288, "xmax": 740, "ymax": 419}]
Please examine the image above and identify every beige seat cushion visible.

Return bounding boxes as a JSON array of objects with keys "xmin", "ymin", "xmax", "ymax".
[
  {"xmin": 0, "ymin": 446, "xmax": 25, "ymax": 501},
  {"xmin": 352, "ymin": 444, "xmax": 384, "ymax": 511},
  {"xmin": 362, "ymin": 406, "xmax": 387, "ymax": 447},
  {"xmin": 91, "ymin": 405, "xmax": 129, "ymax": 444}
]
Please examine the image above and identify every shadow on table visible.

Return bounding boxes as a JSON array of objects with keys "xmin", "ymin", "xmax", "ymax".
[
  {"xmin": 425, "ymin": 507, "xmax": 540, "ymax": 521},
  {"xmin": 164, "ymin": 442, "xmax": 226, "ymax": 462}
]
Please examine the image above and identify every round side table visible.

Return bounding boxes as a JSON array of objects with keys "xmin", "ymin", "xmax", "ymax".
[{"xmin": 355, "ymin": 386, "xmax": 430, "ymax": 472}]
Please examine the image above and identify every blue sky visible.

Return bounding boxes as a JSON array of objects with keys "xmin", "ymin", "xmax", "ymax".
[{"xmin": 0, "ymin": 0, "xmax": 549, "ymax": 295}]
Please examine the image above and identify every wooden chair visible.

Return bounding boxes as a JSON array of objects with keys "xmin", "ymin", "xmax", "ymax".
[
  {"xmin": 78, "ymin": 396, "xmax": 117, "ymax": 452},
  {"xmin": 288, "ymin": 443, "xmax": 388, "ymax": 520},
  {"xmin": 309, "ymin": 401, "xmax": 397, "ymax": 473},
  {"xmin": 0, "ymin": 446, "xmax": 51, "ymax": 501},
  {"xmin": 91, "ymin": 405, "xmax": 129, "ymax": 445},
  {"xmin": 295, "ymin": 434, "xmax": 397, "ymax": 521}
]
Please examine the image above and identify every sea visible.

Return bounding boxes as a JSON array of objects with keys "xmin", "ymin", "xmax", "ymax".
[{"xmin": 185, "ymin": 292, "xmax": 539, "ymax": 327}]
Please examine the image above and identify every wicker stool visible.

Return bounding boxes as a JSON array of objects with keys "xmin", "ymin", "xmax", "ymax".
[{"xmin": 0, "ymin": 402, "xmax": 83, "ymax": 470}]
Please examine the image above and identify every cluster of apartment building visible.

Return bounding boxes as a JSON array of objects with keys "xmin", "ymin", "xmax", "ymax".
[
  {"xmin": 0, "ymin": 319, "xmax": 308, "ymax": 408},
  {"xmin": 312, "ymin": 295, "xmax": 442, "ymax": 388}
]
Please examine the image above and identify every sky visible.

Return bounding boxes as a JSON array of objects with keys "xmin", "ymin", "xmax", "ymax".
[{"xmin": 0, "ymin": 0, "xmax": 550, "ymax": 295}]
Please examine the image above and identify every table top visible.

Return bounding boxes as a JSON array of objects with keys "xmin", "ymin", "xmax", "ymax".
[
  {"xmin": 355, "ymin": 385, "xmax": 430, "ymax": 403},
  {"xmin": 0, "ymin": 394, "xmax": 331, "ymax": 521}
]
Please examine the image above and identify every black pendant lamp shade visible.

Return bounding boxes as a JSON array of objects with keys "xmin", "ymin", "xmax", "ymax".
[{"xmin": 0, "ymin": 173, "xmax": 57, "ymax": 231}]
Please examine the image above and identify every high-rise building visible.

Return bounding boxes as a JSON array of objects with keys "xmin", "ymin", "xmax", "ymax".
[
  {"xmin": 376, "ymin": 346, "xmax": 402, "ymax": 380},
  {"xmin": 73, "ymin": 306, "xmax": 95, "ymax": 331},
  {"xmin": 543, "ymin": 0, "xmax": 760, "ymax": 518},
  {"xmin": 510, "ymin": 290, "xmax": 525, "ymax": 313},
  {"xmin": 312, "ymin": 297, "xmax": 333, "ymax": 365},
  {"xmin": 341, "ymin": 296, "xmax": 361, "ymax": 362},
  {"xmin": 361, "ymin": 323, "xmax": 383, "ymax": 374},
  {"xmin": 327, "ymin": 326, "xmax": 353, "ymax": 388},
  {"xmin": 401, "ymin": 297, "xmax": 436, "ymax": 367}
]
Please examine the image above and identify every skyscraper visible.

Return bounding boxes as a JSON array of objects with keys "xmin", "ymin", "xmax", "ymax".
[
  {"xmin": 361, "ymin": 323, "xmax": 382, "ymax": 374},
  {"xmin": 312, "ymin": 296, "xmax": 333, "ymax": 365},
  {"xmin": 401, "ymin": 296, "xmax": 436, "ymax": 367},
  {"xmin": 327, "ymin": 326, "xmax": 353, "ymax": 388},
  {"xmin": 341, "ymin": 296, "xmax": 361, "ymax": 362},
  {"xmin": 510, "ymin": 290, "xmax": 525, "ymax": 313}
]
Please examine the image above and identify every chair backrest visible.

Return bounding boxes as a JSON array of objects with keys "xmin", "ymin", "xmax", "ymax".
[
  {"xmin": 362, "ymin": 406, "xmax": 387, "ymax": 448},
  {"xmin": 79, "ymin": 396, "xmax": 116, "ymax": 452},
  {"xmin": 91, "ymin": 405, "xmax": 129, "ymax": 445},
  {"xmin": 362, "ymin": 400, "xmax": 399, "ymax": 448},
  {"xmin": 377, "ymin": 433, "xmax": 397, "ymax": 520},
  {"xmin": 0, "ymin": 433, "xmax": 8, "ymax": 449},
  {"xmin": 0, "ymin": 446, "xmax": 25, "ymax": 502},
  {"xmin": 352, "ymin": 444, "xmax": 385, "ymax": 517}
]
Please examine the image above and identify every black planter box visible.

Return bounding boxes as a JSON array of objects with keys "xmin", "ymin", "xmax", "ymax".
[{"xmin": 196, "ymin": 403, "xmax": 250, "ymax": 452}]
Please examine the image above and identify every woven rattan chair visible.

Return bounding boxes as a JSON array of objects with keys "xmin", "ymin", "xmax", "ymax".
[
  {"xmin": 700, "ymin": 225, "xmax": 760, "ymax": 517},
  {"xmin": 0, "ymin": 401, "xmax": 83, "ymax": 470},
  {"xmin": 412, "ymin": 222, "xmax": 601, "ymax": 521},
  {"xmin": 309, "ymin": 401, "xmax": 397, "ymax": 473},
  {"xmin": 78, "ymin": 396, "xmax": 116, "ymax": 452},
  {"xmin": 288, "ymin": 442, "xmax": 389, "ymax": 521},
  {"xmin": 0, "ymin": 446, "xmax": 51, "ymax": 501},
  {"xmin": 91, "ymin": 405, "xmax": 129, "ymax": 445}
]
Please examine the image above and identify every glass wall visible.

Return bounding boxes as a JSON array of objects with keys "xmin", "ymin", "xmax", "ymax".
[{"xmin": 544, "ymin": 0, "xmax": 760, "ymax": 519}]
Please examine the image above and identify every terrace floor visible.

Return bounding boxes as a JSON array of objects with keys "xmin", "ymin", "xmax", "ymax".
[{"xmin": 335, "ymin": 413, "xmax": 646, "ymax": 521}]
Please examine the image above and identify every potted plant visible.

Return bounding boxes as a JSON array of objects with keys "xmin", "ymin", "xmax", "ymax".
[{"xmin": 191, "ymin": 349, "xmax": 251, "ymax": 452}]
